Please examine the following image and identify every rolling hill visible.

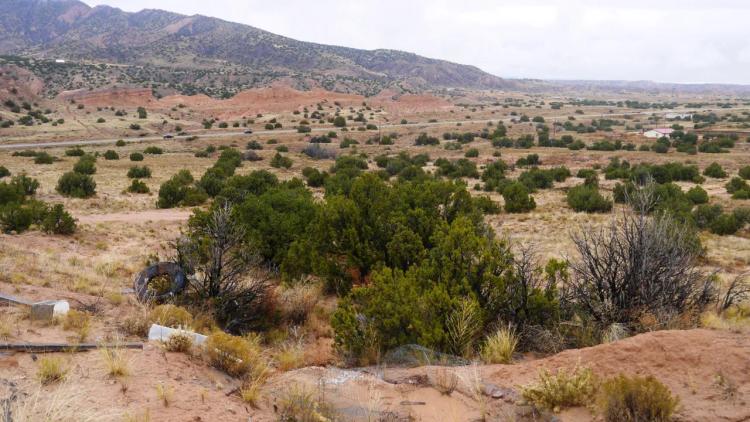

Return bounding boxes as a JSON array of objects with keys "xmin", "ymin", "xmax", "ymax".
[{"xmin": 0, "ymin": 0, "xmax": 511, "ymax": 96}]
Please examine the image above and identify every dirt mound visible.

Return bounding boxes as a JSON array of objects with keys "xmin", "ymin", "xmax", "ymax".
[
  {"xmin": 371, "ymin": 89, "xmax": 452, "ymax": 113},
  {"xmin": 57, "ymin": 87, "xmax": 155, "ymax": 107},
  {"xmin": 262, "ymin": 329, "xmax": 750, "ymax": 421}
]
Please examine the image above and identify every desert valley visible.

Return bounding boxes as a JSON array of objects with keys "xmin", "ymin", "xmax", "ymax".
[{"xmin": 0, "ymin": 1, "xmax": 749, "ymax": 421}]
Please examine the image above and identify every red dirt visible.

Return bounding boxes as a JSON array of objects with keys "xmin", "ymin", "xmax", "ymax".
[
  {"xmin": 58, "ymin": 87, "xmax": 156, "ymax": 108},
  {"xmin": 0, "ymin": 307, "xmax": 748, "ymax": 422},
  {"xmin": 54, "ymin": 85, "xmax": 453, "ymax": 120}
]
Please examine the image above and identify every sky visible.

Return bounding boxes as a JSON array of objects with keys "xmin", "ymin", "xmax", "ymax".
[{"xmin": 83, "ymin": 0, "xmax": 750, "ymax": 85}]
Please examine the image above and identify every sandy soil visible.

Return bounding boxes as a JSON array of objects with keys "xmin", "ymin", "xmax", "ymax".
[
  {"xmin": 1, "ymin": 328, "xmax": 747, "ymax": 421},
  {"xmin": 75, "ymin": 209, "xmax": 193, "ymax": 224}
]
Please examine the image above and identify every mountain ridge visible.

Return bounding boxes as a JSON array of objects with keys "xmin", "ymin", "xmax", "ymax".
[{"xmin": 0, "ymin": 0, "xmax": 511, "ymax": 94}]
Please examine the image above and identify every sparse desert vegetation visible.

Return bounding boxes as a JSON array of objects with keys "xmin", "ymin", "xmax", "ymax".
[{"xmin": 0, "ymin": 2, "xmax": 749, "ymax": 421}]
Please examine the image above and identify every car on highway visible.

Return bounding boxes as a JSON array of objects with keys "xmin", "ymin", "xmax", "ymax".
[
  {"xmin": 163, "ymin": 134, "xmax": 174, "ymax": 139},
  {"xmin": 243, "ymin": 129, "xmax": 253, "ymax": 134}
]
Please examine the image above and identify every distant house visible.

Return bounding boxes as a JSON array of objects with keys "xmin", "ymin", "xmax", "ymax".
[{"xmin": 643, "ymin": 128, "xmax": 674, "ymax": 138}]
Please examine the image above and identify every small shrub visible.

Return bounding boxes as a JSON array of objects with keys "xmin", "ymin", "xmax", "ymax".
[
  {"xmin": 685, "ymin": 185, "xmax": 709, "ymax": 204},
  {"xmin": 302, "ymin": 144, "xmax": 336, "ymax": 160},
  {"xmin": 63, "ymin": 309, "xmax": 91, "ymax": 342},
  {"xmin": 598, "ymin": 374, "xmax": 679, "ymax": 422},
  {"xmin": 143, "ymin": 146, "xmax": 163, "ymax": 155},
  {"xmin": 278, "ymin": 384, "xmax": 337, "ymax": 422},
  {"xmin": 464, "ymin": 148, "xmax": 479, "ymax": 158},
  {"xmin": 480, "ymin": 325, "xmax": 518, "ymax": 364},
  {"xmin": 278, "ymin": 283, "xmax": 321, "ymax": 324},
  {"xmin": 100, "ymin": 345, "xmax": 129, "ymax": 377},
  {"xmin": 164, "ymin": 330, "xmax": 194, "ymax": 353},
  {"xmin": 121, "ymin": 308, "xmax": 151, "ymax": 337},
  {"xmin": 129, "ymin": 152, "xmax": 144, "ymax": 161},
  {"xmin": 270, "ymin": 152, "xmax": 293, "ymax": 169},
  {"xmin": 149, "ymin": 304, "xmax": 193, "ymax": 328},
  {"xmin": 65, "ymin": 147, "xmax": 85, "ymax": 157},
  {"xmin": 522, "ymin": 365, "xmax": 597, "ymax": 411},
  {"xmin": 739, "ymin": 166, "xmax": 750, "ymax": 180},
  {"xmin": 703, "ymin": 162, "xmax": 727, "ymax": 178},
  {"xmin": 127, "ymin": 179, "xmax": 150, "ymax": 194},
  {"xmin": 503, "ymin": 182, "xmax": 536, "ymax": 213},
  {"xmin": 41, "ymin": 204, "xmax": 77, "ymax": 235},
  {"xmin": 56, "ymin": 172, "xmax": 96, "ymax": 198},
  {"xmin": 433, "ymin": 368, "xmax": 459, "ymax": 395},
  {"xmin": 127, "ymin": 166, "xmax": 152, "ymax": 179},
  {"xmin": 246, "ymin": 140, "xmax": 263, "ymax": 150},
  {"xmin": 115, "ymin": 139, "xmax": 127, "ymax": 147},
  {"xmin": 73, "ymin": 155, "xmax": 96, "ymax": 175},
  {"xmin": 204, "ymin": 331, "xmax": 259, "ymax": 377},
  {"xmin": 276, "ymin": 343, "xmax": 305, "ymax": 371},
  {"xmin": 446, "ymin": 297, "xmax": 482, "ymax": 358},
  {"xmin": 567, "ymin": 184, "xmax": 613, "ymax": 213},
  {"xmin": 37, "ymin": 356, "xmax": 67, "ymax": 385},
  {"xmin": 0, "ymin": 203, "xmax": 33, "ymax": 233},
  {"xmin": 243, "ymin": 150, "xmax": 262, "ymax": 161},
  {"xmin": 0, "ymin": 166, "xmax": 9, "ymax": 178},
  {"xmin": 103, "ymin": 150, "xmax": 119, "ymax": 160},
  {"xmin": 34, "ymin": 152, "xmax": 55, "ymax": 164}
]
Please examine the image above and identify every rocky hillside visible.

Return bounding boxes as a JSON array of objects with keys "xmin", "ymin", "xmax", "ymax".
[{"xmin": 0, "ymin": 0, "xmax": 509, "ymax": 95}]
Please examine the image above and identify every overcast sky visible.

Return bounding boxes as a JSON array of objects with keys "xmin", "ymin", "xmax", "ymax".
[{"xmin": 83, "ymin": 0, "xmax": 750, "ymax": 85}]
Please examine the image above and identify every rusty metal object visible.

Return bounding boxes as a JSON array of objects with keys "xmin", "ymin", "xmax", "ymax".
[
  {"xmin": 0, "ymin": 342, "xmax": 143, "ymax": 352},
  {"xmin": 133, "ymin": 262, "xmax": 187, "ymax": 303}
]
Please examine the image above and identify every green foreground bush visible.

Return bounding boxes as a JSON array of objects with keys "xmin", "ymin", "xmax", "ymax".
[
  {"xmin": 56, "ymin": 172, "xmax": 96, "ymax": 198},
  {"xmin": 567, "ymin": 184, "xmax": 612, "ymax": 213}
]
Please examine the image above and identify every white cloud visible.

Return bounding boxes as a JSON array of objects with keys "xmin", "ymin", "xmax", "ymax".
[{"xmin": 83, "ymin": 0, "xmax": 750, "ymax": 84}]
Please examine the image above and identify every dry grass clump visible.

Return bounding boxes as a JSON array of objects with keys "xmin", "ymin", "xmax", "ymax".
[
  {"xmin": 278, "ymin": 384, "xmax": 337, "ymax": 422},
  {"xmin": 480, "ymin": 324, "xmax": 518, "ymax": 364},
  {"xmin": 598, "ymin": 374, "xmax": 679, "ymax": 422},
  {"xmin": 278, "ymin": 282, "xmax": 322, "ymax": 324},
  {"xmin": 433, "ymin": 367, "xmax": 458, "ymax": 395},
  {"xmin": 458, "ymin": 364, "xmax": 490, "ymax": 420},
  {"xmin": 62, "ymin": 309, "xmax": 91, "ymax": 342},
  {"xmin": 205, "ymin": 331, "xmax": 262, "ymax": 377},
  {"xmin": 240, "ymin": 360, "xmax": 272, "ymax": 407},
  {"xmin": 164, "ymin": 330, "xmax": 194, "ymax": 353},
  {"xmin": 100, "ymin": 345, "xmax": 130, "ymax": 377},
  {"xmin": 149, "ymin": 304, "xmax": 193, "ymax": 328},
  {"xmin": 522, "ymin": 365, "xmax": 597, "ymax": 412},
  {"xmin": 121, "ymin": 305, "xmax": 151, "ymax": 338},
  {"xmin": 0, "ymin": 314, "xmax": 14, "ymax": 339},
  {"xmin": 701, "ymin": 304, "xmax": 750, "ymax": 331},
  {"xmin": 10, "ymin": 383, "xmax": 107, "ymax": 422},
  {"xmin": 37, "ymin": 356, "xmax": 68, "ymax": 385},
  {"xmin": 276, "ymin": 328, "xmax": 306, "ymax": 371},
  {"xmin": 155, "ymin": 383, "xmax": 174, "ymax": 407},
  {"xmin": 122, "ymin": 409, "xmax": 151, "ymax": 422},
  {"xmin": 601, "ymin": 323, "xmax": 628, "ymax": 344}
]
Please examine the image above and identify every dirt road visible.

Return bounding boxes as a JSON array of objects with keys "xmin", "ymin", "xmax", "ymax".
[{"xmin": 74, "ymin": 209, "xmax": 193, "ymax": 224}]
